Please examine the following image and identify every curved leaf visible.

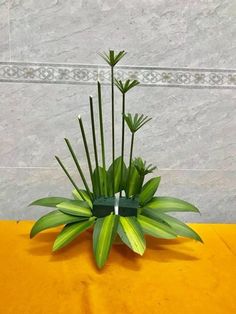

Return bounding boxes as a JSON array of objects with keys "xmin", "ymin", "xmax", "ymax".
[
  {"xmin": 143, "ymin": 211, "xmax": 203, "ymax": 242},
  {"xmin": 118, "ymin": 216, "xmax": 146, "ymax": 255},
  {"xmin": 72, "ymin": 189, "xmax": 93, "ymax": 209},
  {"xmin": 29, "ymin": 197, "xmax": 71, "ymax": 208},
  {"xmin": 93, "ymin": 213, "xmax": 119, "ymax": 268},
  {"xmin": 137, "ymin": 214, "xmax": 176, "ymax": 239},
  {"xmin": 57, "ymin": 200, "xmax": 92, "ymax": 217},
  {"xmin": 53, "ymin": 218, "xmax": 95, "ymax": 252},
  {"xmin": 143, "ymin": 197, "xmax": 200, "ymax": 213},
  {"xmin": 139, "ymin": 177, "xmax": 161, "ymax": 205},
  {"xmin": 30, "ymin": 210, "xmax": 86, "ymax": 238}
]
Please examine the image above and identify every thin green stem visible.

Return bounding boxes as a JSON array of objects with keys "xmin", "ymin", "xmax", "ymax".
[
  {"xmin": 98, "ymin": 82, "xmax": 106, "ymax": 170},
  {"xmin": 64, "ymin": 138, "xmax": 93, "ymax": 200},
  {"xmin": 97, "ymin": 82, "xmax": 107, "ymax": 196},
  {"xmin": 126, "ymin": 132, "xmax": 135, "ymax": 198},
  {"xmin": 78, "ymin": 115, "xmax": 94, "ymax": 192},
  {"xmin": 111, "ymin": 66, "xmax": 115, "ymax": 196},
  {"xmin": 120, "ymin": 92, "xmax": 125, "ymax": 197},
  {"xmin": 55, "ymin": 156, "xmax": 85, "ymax": 201},
  {"xmin": 89, "ymin": 96, "xmax": 101, "ymax": 197}
]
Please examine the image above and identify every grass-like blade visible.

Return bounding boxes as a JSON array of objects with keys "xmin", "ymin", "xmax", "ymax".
[
  {"xmin": 143, "ymin": 210, "xmax": 203, "ymax": 242},
  {"xmin": 53, "ymin": 218, "xmax": 95, "ymax": 252},
  {"xmin": 118, "ymin": 216, "xmax": 146, "ymax": 255},
  {"xmin": 72, "ymin": 189, "xmax": 93, "ymax": 209},
  {"xmin": 137, "ymin": 214, "xmax": 176, "ymax": 239},
  {"xmin": 30, "ymin": 210, "xmax": 86, "ymax": 238},
  {"xmin": 57, "ymin": 200, "xmax": 92, "ymax": 217},
  {"xmin": 139, "ymin": 177, "xmax": 161, "ymax": 205},
  {"xmin": 29, "ymin": 197, "xmax": 71, "ymax": 208},
  {"xmin": 142, "ymin": 196, "xmax": 200, "ymax": 213},
  {"xmin": 93, "ymin": 213, "xmax": 119, "ymax": 268}
]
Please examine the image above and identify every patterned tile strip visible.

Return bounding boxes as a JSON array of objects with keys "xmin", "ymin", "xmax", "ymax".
[{"xmin": 0, "ymin": 62, "xmax": 235, "ymax": 88}]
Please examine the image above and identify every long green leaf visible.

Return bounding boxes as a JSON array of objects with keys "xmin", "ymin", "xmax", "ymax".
[
  {"xmin": 126, "ymin": 165, "xmax": 141, "ymax": 197},
  {"xmin": 29, "ymin": 197, "xmax": 71, "ymax": 208},
  {"xmin": 143, "ymin": 210, "xmax": 202, "ymax": 242},
  {"xmin": 30, "ymin": 210, "xmax": 86, "ymax": 238},
  {"xmin": 139, "ymin": 177, "xmax": 161, "ymax": 205},
  {"xmin": 93, "ymin": 213, "xmax": 119, "ymax": 268},
  {"xmin": 92, "ymin": 166, "xmax": 108, "ymax": 197},
  {"xmin": 118, "ymin": 216, "xmax": 146, "ymax": 255},
  {"xmin": 142, "ymin": 196, "xmax": 200, "ymax": 213},
  {"xmin": 72, "ymin": 189, "xmax": 93, "ymax": 209},
  {"xmin": 107, "ymin": 157, "xmax": 127, "ymax": 196},
  {"xmin": 53, "ymin": 218, "xmax": 95, "ymax": 252},
  {"xmin": 56, "ymin": 200, "xmax": 92, "ymax": 217},
  {"xmin": 137, "ymin": 214, "xmax": 176, "ymax": 239}
]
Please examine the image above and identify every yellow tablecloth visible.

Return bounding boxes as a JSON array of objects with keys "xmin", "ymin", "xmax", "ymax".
[{"xmin": 0, "ymin": 222, "xmax": 235, "ymax": 314}]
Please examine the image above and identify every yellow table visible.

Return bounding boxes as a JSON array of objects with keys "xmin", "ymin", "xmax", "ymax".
[{"xmin": 0, "ymin": 222, "xmax": 235, "ymax": 314}]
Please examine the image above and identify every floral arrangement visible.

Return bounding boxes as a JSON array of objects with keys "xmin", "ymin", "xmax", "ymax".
[{"xmin": 30, "ymin": 50, "xmax": 202, "ymax": 268}]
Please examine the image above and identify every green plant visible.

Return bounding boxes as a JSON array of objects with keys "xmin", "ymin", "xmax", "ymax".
[{"xmin": 29, "ymin": 50, "xmax": 202, "ymax": 269}]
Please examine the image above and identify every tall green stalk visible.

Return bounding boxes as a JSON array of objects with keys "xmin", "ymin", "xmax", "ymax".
[
  {"xmin": 111, "ymin": 66, "xmax": 115, "ymax": 196},
  {"xmin": 55, "ymin": 156, "xmax": 86, "ymax": 201},
  {"xmin": 89, "ymin": 96, "xmax": 101, "ymax": 196},
  {"xmin": 78, "ymin": 115, "xmax": 94, "ymax": 192},
  {"xmin": 64, "ymin": 138, "xmax": 93, "ymax": 200},
  {"xmin": 98, "ymin": 82, "xmax": 106, "ymax": 170},
  {"xmin": 120, "ymin": 92, "xmax": 125, "ymax": 197},
  {"xmin": 99, "ymin": 50, "xmax": 126, "ymax": 196},
  {"xmin": 126, "ymin": 132, "xmax": 135, "ymax": 197},
  {"xmin": 97, "ymin": 82, "xmax": 107, "ymax": 195}
]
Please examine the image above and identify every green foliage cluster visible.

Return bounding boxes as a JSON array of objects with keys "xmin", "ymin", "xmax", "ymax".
[{"xmin": 30, "ymin": 50, "xmax": 202, "ymax": 269}]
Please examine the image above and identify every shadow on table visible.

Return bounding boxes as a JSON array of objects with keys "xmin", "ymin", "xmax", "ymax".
[
  {"xmin": 144, "ymin": 236, "xmax": 200, "ymax": 262},
  {"xmin": 23, "ymin": 231, "xmax": 94, "ymax": 262},
  {"xmin": 23, "ymin": 231, "xmax": 200, "ymax": 270}
]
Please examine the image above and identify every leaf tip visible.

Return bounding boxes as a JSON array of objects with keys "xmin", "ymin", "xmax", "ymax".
[
  {"xmin": 52, "ymin": 240, "xmax": 61, "ymax": 252},
  {"xmin": 197, "ymin": 235, "xmax": 204, "ymax": 243},
  {"xmin": 52, "ymin": 245, "xmax": 58, "ymax": 253},
  {"xmin": 29, "ymin": 229, "xmax": 35, "ymax": 239}
]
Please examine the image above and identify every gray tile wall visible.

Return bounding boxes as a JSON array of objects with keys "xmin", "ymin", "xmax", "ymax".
[{"xmin": 0, "ymin": 1, "xmax": 235, "ymax": 221}]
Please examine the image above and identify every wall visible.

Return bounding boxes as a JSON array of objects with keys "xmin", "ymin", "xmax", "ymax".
[{"xmin": 0, "ymin": 0, "xmax": 235, "ymax": 221}]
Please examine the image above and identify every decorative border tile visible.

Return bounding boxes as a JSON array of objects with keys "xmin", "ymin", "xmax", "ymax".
[{"xmin": 0, "ymin": 62, "xmax": 235, "ymax": 89}]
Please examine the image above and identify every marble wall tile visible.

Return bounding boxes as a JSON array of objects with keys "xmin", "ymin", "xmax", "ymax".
[
  {"xmin": 158, "ymin": 169, "xmax": 236, "ymax": 223},
  {"xmin": 0, "ymin": 82, "xmax": 235, "ymax": 221},
  {"xmin": 0, "ymin": 0, "xmax": 10, "ymax": 60},
  {"xmin": 0, "ymin": 167, "xmax": 235, "ymax": 222},
  {"xmin": 132, "ymin": 87, "xmax": 236, "ymax": 171},
  {"xmin": 0, "ymin": 83, "xmax": 235, "ymax": 171},
  {"xmin": 9, "ymin": 0, "xmax": 236, "ymax": 67},
  {"xmin": 0, "ymin": 0, "xmax": 235, "ymax": 222}
]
